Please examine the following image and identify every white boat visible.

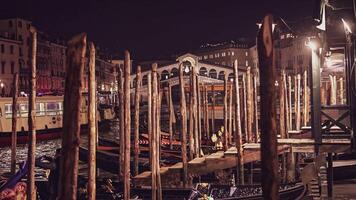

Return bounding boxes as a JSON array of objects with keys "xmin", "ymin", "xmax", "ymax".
[{"xmin": 0, "ymin": 95, "xmax": 114, "ymax": 147}]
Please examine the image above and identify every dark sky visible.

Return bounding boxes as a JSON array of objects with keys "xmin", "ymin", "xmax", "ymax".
[{"xmin": 1, "ymin": 0, "xmax": 316, "ymax": 60}]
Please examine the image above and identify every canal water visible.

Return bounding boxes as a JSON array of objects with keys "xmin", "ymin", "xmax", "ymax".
[{"xmin": 0, "ymin": 120, "xmax": 119, "ymax": 174}]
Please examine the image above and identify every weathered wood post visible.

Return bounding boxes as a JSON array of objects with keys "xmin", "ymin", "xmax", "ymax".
[
  {"xmin": 233, "ymin": 60, "xmax": 244, "ymax": 185},
  {"xmin": 151, "ymin": 65, "xmax": 157, "ymax": 200},
  {"xmin": 284, "ymin": 72, "xmax": 290, "ymax": 132},
  {"xmin": 204, "ymin": 85, "xmax": 210, "ymax": 139},
  {"xmin": 189, "ymin": 67, "xmax": 195, "ymax": 159},
  {"xmin": 279, "ymin": 70, "xmax": 286, "ymax": 139},
  {"xmin": 296, "ymin": 74, "xmax": 301, "ymax": 130},
  {"xmin": 168, "ymin": 84, "xmax": 174, "ymax": 149},
  {"xmin": 288, "ymin": 76, "xmax": 292, "ymax": 130},
  {"xmin": 211, "ymin": 84, "xmax": 215, "ymax": 135},
  {"xmin": 192, "ymin": 65, "xmax": 199, "ymax": 157},
  {"xmin": 253, "ymin": 74, "xmax": 259, "ymax": 142},
  {"xmin": 242, "ymin": 74, "xmax": 248, "ymax": 142},
  {"xmin": 88, "ymin": 42, "xmax": 97, "ymax": 200},
  {"xmin": 147, "ymin": 73, "xmax": 152, "ymax": 168},
  {"xmin": 134, "ymin": 66, "xmax": 142, "ymax": 176},
  {"xmin": 27, "ymin": 27, "xmax": 37, "ymax": 200},
  {"xmin": 294, "ymin": 75, "xmax": 298, "ymax": 130},
  {"xmin": 156, "ymin": 85, "xmax": 162, "ymax": 200},
  {"xmin": 151, "ymin": 64, "xmax": 162, "ymax": 199},
  {"xmin": 330, "ymin": 75, "xmax": 337, "ymax": 105},
  {"xmin": 58, "ymin": 33, "xmax": 86, "ymax": 200},
  {"xmin": 223, "ymin": 72, "xmax": 229, "ymax": 150},
  {"xmin": 246, "ymin": 67, "xmax": 253, "ymax": 142},
  {"xmin": 118, "ymin": 65, "xmax": 125, "ymax": 180},
  {"xmin": 11, "ymin": 72, "xmax": 18, "ymax": 175},
  {"xmin": 303, "ymin": 70, "xmax": 308, "ymax": 127},
  {"xmin": 179, "ymin": 63, "xmax": 188, "ymax": 187},
  {"xmin": 196, "ymin": 76, "xmax": 202, "ymax": 155},
  {"xmin": 123, "ymin": 50, "xmax": 131, "ymax": 200},
  {"xmin": 228, "ymin": 81, "xmax": 233, "ymax": 145},
  {"xmin": 257, "ymin": 15, "xmax": 279, "ymax": 199},
  {"xmin": 339, "ymin": 77, "xmax": 344, "ymax": 104}
]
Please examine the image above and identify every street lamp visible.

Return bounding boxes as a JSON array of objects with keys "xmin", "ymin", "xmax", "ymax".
[{"xmin": 306, "ymin": 37, "xmax": 322, "ymax": 152}]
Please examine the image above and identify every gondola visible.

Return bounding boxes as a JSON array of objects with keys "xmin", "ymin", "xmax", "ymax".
[{"xmin": 132, "ymin": 183, "xmax": 307, "ymax": 200}]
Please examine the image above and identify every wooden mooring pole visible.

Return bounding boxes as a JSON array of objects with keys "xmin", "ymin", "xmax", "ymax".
[
  {"xmin": 168, "ymin": 84, "xmax": 174, "ymax": 149},
  {"xmin": 242, "ymin": 74, "xmax": 248, "ymax": 142},
  {"xmin": 11, "ymin": 72, "xmax": 18, "ymax": 175},
  {"xmin": 279, "ymin": 70, "xmax": 286, "ymax": 139},
  {"xmin": 253, "ymin": 74, "xmax": 259, "ymax": 142},
  {"xmin": 303, "ymin": 70, "xmax": 308, "ymax": 127},
  {"xmin": 246, "ymin": 67, "xmax": 253, "ymax": 142},
  {"xmin": 257, "ymin": 15, "xmax": 279, "ymax": 199},
  {"xmin": 58, "ymin": 33, "xmax": 86, "ymax": 200},
  {"xmin": 179, "ymin": 63, "xmax": 188, "ymax": 187},
  {"xmin": 211, "ymin": 84, "xmax": 215, "ymax": 134},
  {"xmin": 27, "ymin": 27, "xmax": 37, "ymax": 200},
  {"xmin": 233, "ymin": 60, "xmax": 244, "ymax": 185},
  {"xmin": 123, "ymin": 50, "xmax": 131, "ymax": 200},
  {"xmin": 223, "ymin": 72, "xmax": 228, "ymax": 150},
  {"xmin": 204, "ymin": 85, "xmax": 210, "ymax": 139},
  {"xmin": 296, "ymin": 74, "xmax": 301, "ymax": 130},
  {"xmin": 118, "ymin": 65, "xmax": 125, "ymax": 180},
  {"xmin": 228, "ymin": 81, "xmax": 233, "ymax": 145},
  {"xmin": 147, "ymin": 73, "xmax": 152, "ymax": 168},
  {"xmin": 88, "ymin": 42, "xmax": 97, "ymax": 200},
  {"xmin": 189, "ymin": 70, "xmax": 195, "ymax": 159},
  {"xmin": 284, "ymin": 72, "xmax": 290, "ymax": 132},
  {"xmin": 134, "ymin": 66, "xmax": 142, "ymax": 176},
  {"xmin": 196, "ymin": 76, "xmax": 202, "ymax": 155}
]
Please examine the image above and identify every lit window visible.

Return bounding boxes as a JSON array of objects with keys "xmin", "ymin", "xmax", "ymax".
[
  {"xmin": 245, "ymin": 51, "xmax": 248, "ymax": 56},
  {"xmin": 222, "ymin": 52, "xmax": 226, "ymax": 57},
  {"xmin": 231, "ymin": 52, "xmax": 235, "ymax": 56},
  {"xmin": 246, "ymin": 60, "xmax": 249, "ymax": 66},
  {"xmin": 209, "ymin": 54, "xmax": 213, "ymax": 59},
  {"xmin": 227, "ymin": 51, "xmax": 230, "ymax": 56},
  {"xmin": 204, "ymin": 55, "xmax": 208, "ymax": 59}
]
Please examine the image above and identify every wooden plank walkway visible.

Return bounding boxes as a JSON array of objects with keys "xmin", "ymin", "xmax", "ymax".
[
  {"xmin": 133, "ymin": 144, "xmax": 289, "ymax": 186},
  {"xmin": 133, "ymin": 138, "xmax": 351, "ymax": 187}
]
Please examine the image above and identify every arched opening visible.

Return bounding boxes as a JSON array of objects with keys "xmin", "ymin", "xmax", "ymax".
[
  {"xmin": 209, "ymin": 69, "xmax": 217, "ymax": 79},
  {"xmin": 218, "ymin": 71, "xmax": 225, "ymax": 80},
  {"xmin": 170, "ymin": 68, "xmax": 179, "ymax": 78},
  {"xmin": 161, "ymin": 70, "xmax": 169, "ymax": 80},
  {"xmin": 228, "ymin": 73, "xmax": 234, "ymax": 82},
  {"xmin": 199, "ymin": 67, "xmax": 208, "ymax": 76}
]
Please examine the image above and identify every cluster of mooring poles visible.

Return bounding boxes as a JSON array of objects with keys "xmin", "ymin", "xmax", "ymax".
[{"xmin": 8, "ymin": 14, "xmax": 346, "ymax": 200}]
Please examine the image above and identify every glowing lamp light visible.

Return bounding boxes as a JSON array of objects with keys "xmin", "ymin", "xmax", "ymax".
[
  {"xmin": 184, "ymin": 66, "xmax": 190, "ymax": 73},
  {"xmin": 305, "ymin": 40, "xmax": 318, "ymax": 51},
  {"xmin": 0, "ymin": 83, "xmax": 4, "ymax": 88}
]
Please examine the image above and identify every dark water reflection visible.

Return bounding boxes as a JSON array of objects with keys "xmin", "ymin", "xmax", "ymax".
[{"xmin": 0, "ymin": 119, "xmax": 120, "ymax": 174}]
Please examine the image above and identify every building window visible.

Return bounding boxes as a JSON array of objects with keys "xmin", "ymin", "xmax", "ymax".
[
  {"xmin": 11, "ymin": 62, "xmax": 14, "ymax": 74},
  {"xmin": 10, "ymin": 45, "xmax": 14, "ymax": 54},
  {"xmin": 1, "ymin": 62, "xmax": 5, "ymax": 74},
  {"xmin": 203, "ymin": 55, "xmax": 208, "ymax": 59},
  {"xmin": 246, "ymin": 60, "xmax": 249, "ymax": 66},
  {"xmin": 245, "ymin": 51, "xmax": 248, "ymax": 56},
  {"xmin": 231, "ymin": 51, "xmax": 235, "ymax": 56},
  {"xmin": 222, "ymin": 52, "xmax": 226, "ymax": 57},
  {"xmin": 8, "ymin": 20, "xmax": 13, "ymax": 28},
  {"xmin": 209, "ymin": 54, "xmax": 213, "ymax": 59},
  {"xmin": 1, "ymin": 44, "xmax": 4, "ymax": 53}
]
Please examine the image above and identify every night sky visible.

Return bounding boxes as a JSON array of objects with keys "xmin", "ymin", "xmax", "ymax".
[{"xmin": 1, "ymin": 0, "xmax": 316, "ymax": 61}]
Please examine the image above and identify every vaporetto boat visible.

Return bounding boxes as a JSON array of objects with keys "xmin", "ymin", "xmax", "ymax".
[{"xmin": 0, "ymin": 95, "xmax": 114, "ymax": 147}]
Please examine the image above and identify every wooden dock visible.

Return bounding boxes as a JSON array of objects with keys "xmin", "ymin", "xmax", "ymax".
[{"xmin": 133, "ymin": 137, "xmax": 351, "ymax": 187}]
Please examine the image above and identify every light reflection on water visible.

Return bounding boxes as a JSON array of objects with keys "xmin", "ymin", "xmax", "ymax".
[
  {"xmin": 0, "ymin": 120, "xmax": 119, "ymax": 174},
  {"xmin": 0, "ymin": 139, "xmax": 61, "ymax": 174}
]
